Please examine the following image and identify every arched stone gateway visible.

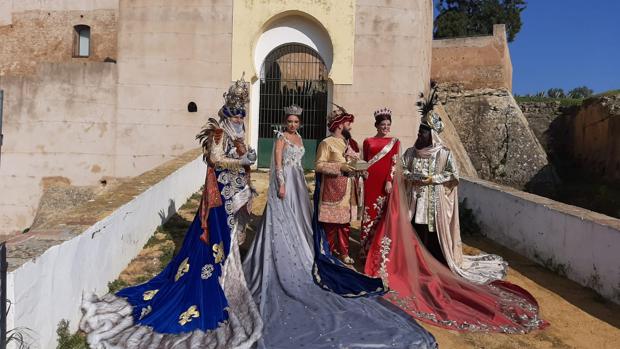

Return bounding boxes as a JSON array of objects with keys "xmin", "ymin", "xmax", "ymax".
[
  {"xmin": 249, "ymin": 14, "xmax": 335, "ymax": 169},
  {"xmin": 257, "ymin": 43, "xmax": 329, "ymax": 169}
]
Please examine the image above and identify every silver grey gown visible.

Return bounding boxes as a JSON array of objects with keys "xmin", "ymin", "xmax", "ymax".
[{"xmin": 243, "ymin": 133, "xmax": 437, "ymax": 349}]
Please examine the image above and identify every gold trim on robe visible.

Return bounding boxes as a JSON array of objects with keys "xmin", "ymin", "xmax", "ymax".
[{"xmin": 315, "ymin": 136, "xmax": 357, "ymax": 224}]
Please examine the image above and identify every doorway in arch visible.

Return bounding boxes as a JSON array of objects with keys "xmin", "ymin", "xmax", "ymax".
[{"xmin": 257, "ymin": 44, "xmax": 329, "ymax": 169}]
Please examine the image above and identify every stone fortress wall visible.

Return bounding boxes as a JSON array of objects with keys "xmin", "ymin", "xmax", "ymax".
[
  {"xmin": 429, "ymin": 24, "xmax": 554, "ymax": 190},
  {"xmin": 0, "ymin": 0, "xmax": 120, "ymax": 234},
  {"xmin": 0, "ymin": 0, "xmax": 437, "ymax": 235},
  {"xmin": 0, "ymin": 63, "xmax": 118, "ymax": 236},
  {"xmin": 571, "ymin": 94, "xmax": 620, "ymax": 182},
  {"xmin": 431, "ymin": 24, "xmax": 512, "ymax": 91},
  {"xmin": 0, "ymin": 0, "xmax": 118, "ymax": 76},
  {"xmin": 0, "ymin": 0, "xmax": 235, "ymax": 235},
  {"xmin": 518, "ymin": 93, "xmax": 620, "ymax": 184},
  {"xmin": 332, "ymin": 0, "xmax": 434, "ymax": 150}
]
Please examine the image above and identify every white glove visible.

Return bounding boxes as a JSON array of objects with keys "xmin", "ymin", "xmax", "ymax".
[
  {"xmin": 246, "ymin": 148, "xmax": 257, "ymax": 162},
  {"xmin": 240, "ymin": 152, "xmax": 256, "ymax": 166}
]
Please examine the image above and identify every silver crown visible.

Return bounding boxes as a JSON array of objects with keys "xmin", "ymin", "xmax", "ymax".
[
  {"xmin": 373, "ymin": 107, "xmax": 392, "ymax": 118},
  {"xmin": 283, "ymin": 104, "xmax": 303, "ymax": 116}
]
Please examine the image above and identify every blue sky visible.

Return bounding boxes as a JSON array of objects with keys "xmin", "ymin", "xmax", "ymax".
[{"xmin": 434, "ymin": 1, "xmax": 620, "ymax": 95}]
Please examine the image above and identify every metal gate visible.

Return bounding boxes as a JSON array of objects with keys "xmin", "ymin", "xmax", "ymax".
[{"xmin": 257, "ymin": 44, "xmax": 329, "ymax": 169}]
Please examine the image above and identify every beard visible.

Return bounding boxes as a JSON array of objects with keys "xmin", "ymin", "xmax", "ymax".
[
  {"xmin": 342, "ymin": 129, "xmax": 352, "ymax": 140},
  {"xmin": 232, "ymin": 122, "xmax": 244, "ymax": 134}
]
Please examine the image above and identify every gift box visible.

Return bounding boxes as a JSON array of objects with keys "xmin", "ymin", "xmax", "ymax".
[{"xmin": 349, "ymin": 159, "xmax": 369, "ymax": 171}]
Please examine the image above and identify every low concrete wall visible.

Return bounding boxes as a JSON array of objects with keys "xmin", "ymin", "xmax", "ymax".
[
  {"xmin": 459, "ymin": 177, "xmax": 620, "ymax": 304},
  {"xmin": 5, "ymin": 155, "xmax": 204, "ymax": 349}
]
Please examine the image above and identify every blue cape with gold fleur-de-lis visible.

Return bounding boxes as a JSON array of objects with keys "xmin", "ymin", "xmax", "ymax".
[{"xmin": 115, "ymin": 166, "xmax": 248, "ymax": 333}]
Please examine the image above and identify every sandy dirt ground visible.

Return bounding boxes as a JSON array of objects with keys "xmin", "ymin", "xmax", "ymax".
[{"xmin": 116, "ymin": 170, "xmax": 620, "ymax": 349}]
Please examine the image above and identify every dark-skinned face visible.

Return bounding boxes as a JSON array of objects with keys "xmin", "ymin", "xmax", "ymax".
[{"xmin": 415, "ymin": 127, "xmax": 432, "ymax": 149}]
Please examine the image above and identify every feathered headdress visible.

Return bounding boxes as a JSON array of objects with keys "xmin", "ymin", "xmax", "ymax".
[{"xmin": 416, "ymin": 81, "xmax": 443, "ymax": 133}]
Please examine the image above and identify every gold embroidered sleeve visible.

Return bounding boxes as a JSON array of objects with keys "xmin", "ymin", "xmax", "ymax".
[
  {"xmin": 209, "ymin": 137, "xmax": 242, "ymax": 170},
  {"xmin": 431, "ymin": 151, "xmax": 459, "ymax": 184},
  {"xmin": 315, "ymin": 141, "xmax": 341, "ymax": 176}
]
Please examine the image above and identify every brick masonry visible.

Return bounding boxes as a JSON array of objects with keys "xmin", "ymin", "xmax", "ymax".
[{"xmin": 0, "ymin": 9, "xmax": 117, "ymax": 76}]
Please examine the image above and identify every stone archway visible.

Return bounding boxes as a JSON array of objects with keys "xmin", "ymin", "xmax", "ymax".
[{"xmin": 256, "ymin": 43, "xmax": 329, "ymax": 169}]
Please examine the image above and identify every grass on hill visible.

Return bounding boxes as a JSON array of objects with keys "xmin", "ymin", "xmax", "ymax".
[
  {"xmin": 515, "ymin": 96, "xmax": 584, "ymax": 107},
  {"xmin": 590, "ymin": 89, "xmax": 620, "ymax": 98},
  {"xmin": 516, "ymin": 89, "xmax": 619, "ymax": 107}
]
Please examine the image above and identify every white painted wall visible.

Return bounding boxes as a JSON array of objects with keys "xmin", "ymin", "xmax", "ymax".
[
  {"xmin": 459, "ymin": 177, "xmax": 620, "ymax": 304},
  {"xmin": 6, "ymin": 155, "xmax": 204, "ymax": 349}
]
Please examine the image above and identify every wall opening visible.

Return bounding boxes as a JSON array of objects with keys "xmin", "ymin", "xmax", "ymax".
[
  {"xmin": 187, "ymin": 102, "xmax": 197, "ymax": 113},
  {"xmin": 73, "ymin": 25, "xmax": 91, "ymax": 57},
  {"xmin": 257, "ymin": 44, "xmax": 328, "ymax": 169}
]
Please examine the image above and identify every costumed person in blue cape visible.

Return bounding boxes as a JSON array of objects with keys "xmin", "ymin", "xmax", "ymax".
[{"xmin": 80, "ymin": 76, "xmax": 263, "ymax": 349}]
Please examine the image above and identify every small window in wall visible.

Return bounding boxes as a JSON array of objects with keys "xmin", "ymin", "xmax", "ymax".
[
  {"xmin": 188, "ymin": 102, "xmax": 198, "ymax": 113},
  {"xmin": 73, "ymin": 25, "xmax": 90, "ymax": 57}
]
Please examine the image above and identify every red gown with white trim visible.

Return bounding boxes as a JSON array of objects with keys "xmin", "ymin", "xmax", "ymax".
[
  {"xmin": 360, "ymin": 137, "xmax": 400, "ymax": 266},
  {"xmin": 364, "ymin": 171, "xmax": 549, "ymax": 333}
]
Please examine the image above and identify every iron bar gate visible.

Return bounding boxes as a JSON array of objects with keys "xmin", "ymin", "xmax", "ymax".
[{"xmin": 257, "ymin": 44, "xmax": 329, "ymax": 169}]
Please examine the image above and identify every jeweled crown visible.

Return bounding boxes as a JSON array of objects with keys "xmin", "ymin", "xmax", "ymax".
[
  {"xmin": 373, "ymin": 107, "xmax": 392, "ymax": 118},
  {"xmin": 284, "ymin": 104, "xmax": 303, "ymax": 116},
  {"xmin": 222, "ymin": 73, "xmax": 249, "ymax": 113}
]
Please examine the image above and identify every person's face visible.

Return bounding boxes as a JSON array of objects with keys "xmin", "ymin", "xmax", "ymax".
[
  {"xmin": 342, "ymin": 121, "xmax": 353, "ymax": 132},
  {"xmin": 230, "ymin": 115, "xmax": 243, "ymax": 125},
  {"xmin": 376, "ymin": 119, "xmax": 391, "ymax": 136},
  {"xmin": 416, "ymin": 127, "xmax": 431, "ymax": 146},
  {"xmin": 285, "ymin": 115, "xmax": 300, "ymax": 133}
]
